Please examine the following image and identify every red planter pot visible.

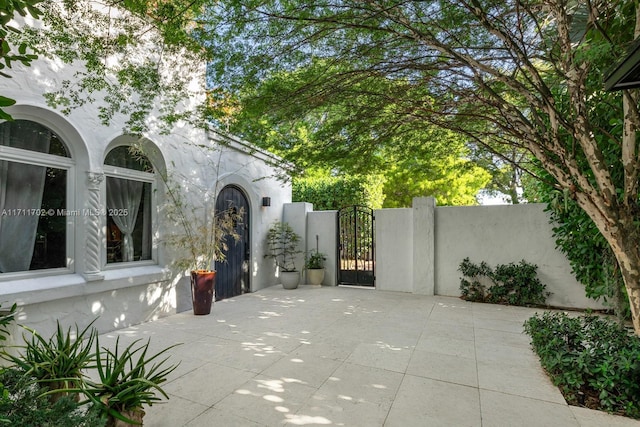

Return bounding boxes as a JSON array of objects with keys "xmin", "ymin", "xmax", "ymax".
[{"xmin": 191, "ymin": 270, "xmax": 216, "ymax": 315}]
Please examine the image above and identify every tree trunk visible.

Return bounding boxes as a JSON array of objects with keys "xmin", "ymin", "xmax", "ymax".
[
  {"xmin": 576, "ymin": 193, "xmax": 640, "ymax": 335},
  {"xmin": 611, "ymin": 235, "xmax": 640, "ymax": 335}
]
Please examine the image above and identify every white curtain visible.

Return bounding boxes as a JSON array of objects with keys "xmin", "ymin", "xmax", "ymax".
[
  {"xmin": 0, "ymin": 123, "xmax": 50, "ymax": 273},
  {"xmin": 106, "ymin": 177, "xmax": 143, "ymax": 262}
]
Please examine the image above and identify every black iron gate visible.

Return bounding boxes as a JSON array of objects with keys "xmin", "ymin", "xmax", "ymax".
[
  {"xmin": 214, "ymin": 186, "xmax": 250, "ymax": 300},
  {"xmin": 337, "ymin": 205, "xmax": 375, "ymax": 287}
]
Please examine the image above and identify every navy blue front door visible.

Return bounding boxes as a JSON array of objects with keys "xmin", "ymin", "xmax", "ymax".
[{"xmin": 214, "ymin": 186, "xmax": 250, "ymax": 300}]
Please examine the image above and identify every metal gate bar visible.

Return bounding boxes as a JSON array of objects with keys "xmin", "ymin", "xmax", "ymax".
[{"xmin": 337, "ymin": 205, "xmax": 375, "ymax": 287}]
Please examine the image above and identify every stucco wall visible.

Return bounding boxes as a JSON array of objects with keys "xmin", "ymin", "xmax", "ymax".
[
  {"xmin": 435, "ymin": 203, "xmax": 602, "ymax": 309},
  {"xmin": 376, "ymin": 208, "xmax": 414, "ymax": 293},
  {"xmin": 0, "ymin": 10, "xmax": 291, "ymax": 336},
  {"xmin": 306, "ymin": 210, "xmax": 338, "ymax": 286},
  {"xmin": 292, "ymin": 199, "xmax": 604, "ymax": 311}
]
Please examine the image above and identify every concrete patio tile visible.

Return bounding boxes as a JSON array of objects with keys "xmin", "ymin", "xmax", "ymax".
[
  {"xmin": 406, "ymin": 349, "xmax": 478, "ymax": 387},
  {"xmin": 172, "ymin": 336, "xmax": 286, "ymax": 373},
  {"xmin": 473, "ymin": 316, "xmax": 527, "ymax": 333},
  {"xmin": 291, "ymin": 396, "xmax": 392, "ymax": 426},
  {"xmin": 93, "ymin": 287, "xmax": 640, "ymax": 427},
  {"xmin": 162, "ymin": 361, "xmax": 256, "ymax": 407},
  {"xmin": 385, "ymin": 375, "xmax": 481, "ymax": 427},
  {"xmin": 422, "ymin": 320, "xmax": 475, "ymax": 341},
  {"xmin": 477, "ymin": 360, "xmax": 566, "ymax": 404},
  {"xmin": 143, "ymin": 395, "xmax": 208, "ymax": 427},
  {"xmin": 345, "ymin": 341, "xmax": 413, "ymax": 373},
  {"xmin": 475, "ymin": 341, "xmax": 540, "ymax": 368},
  {"xmin": 311, "ymin": 362, "xmax": 403, "ymax": 407},
  {"xmin": 161, "ymin": 355, "xmax": 209, "ymax": 385},
  {"xmin": 290, "ymin": 334, "xmax": 359, "ymax": 361},
  {"xmin": 480, "ymin": 389, "xmax": 579, "ymax": 427},
  {"xmin": 415, "ymin": 334, "xmax": 476, "ymax": 359},
  {"xmin": 429, "ymin": 305, "xmax": 475, "ymax": 326},
  {"xmin": 260, "ymin": 354, "xmax": 342, "ymax": 388},
  {"xmin": 356, "ymin": 324, "xmax": 423, "ymax": 348},
  {"xmin": 474, "ymin": 327, "xmax": 531, "ymax": 349},
  {"xmin": 569, "ymin": 406, "xmax": 640, "ymax": 427},
  {"xmin": 185, "ymin": 406, "xmax": 265, "ymax": 427},
  {"xmin": 213, "ymin": 374, "xmax": 318, "ymax": 425}
]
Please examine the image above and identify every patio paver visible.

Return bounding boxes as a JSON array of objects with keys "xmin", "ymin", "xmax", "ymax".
[{"xmin": 98, "ymin": 285, "xmax": 640, "ymax": 426}]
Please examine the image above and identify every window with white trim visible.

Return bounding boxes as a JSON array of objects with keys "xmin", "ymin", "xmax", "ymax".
[
  {"xmin": 104, "ymin": 146, "xmax": 154, "ymax": 264},
  {"xmin": 0, "ymin": 120, "xmax": 72, "ymax": 273}
]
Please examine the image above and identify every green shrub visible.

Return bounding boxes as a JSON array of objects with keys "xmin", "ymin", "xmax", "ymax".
[
  {"xmin": 458, "ymin": 258, "xmax": 550, "ymax": 306},
  {"xmin": 293, "ymin": 174, "xmax": 385, "ymax": 210},
  {"xmin": 3, "ymin": 321, "xmax": 97, "ymax": 402},
  {"xmin": 81, "ymin": 336, "xmax": 179, "ymax": 426},
  {"xmin": 0, "ymin": 303, "xmax": 179, "ymax": 426},
  {"xmin": 0, "ymin": 367, "xmax": 105, "ymax": 427},
  {"xmin": 524, "ymin": 312, "xmax": 640, "ymax": 418}
]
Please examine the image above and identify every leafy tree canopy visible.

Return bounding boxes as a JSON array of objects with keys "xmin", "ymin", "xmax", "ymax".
[
  {"xmin": 227, "ymin": 59, "xmax": 491, "ymax": 206},
  {"xmin": 197, "ymin": 0, "xmax": 640, "ymax": 334}
]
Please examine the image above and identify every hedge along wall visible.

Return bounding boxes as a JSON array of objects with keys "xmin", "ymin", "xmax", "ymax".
[{"xmin": 292, "ymin": 174, "xmax": 385, "ymax": 210}]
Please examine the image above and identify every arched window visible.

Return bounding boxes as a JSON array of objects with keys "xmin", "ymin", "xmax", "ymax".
[
  {"xmin": 0, "ymin": 120, "xmax": 72, "ymax": 273},
  {"xmin": 104, "ymin": 146, "xmax": 154, "ymax": 264}
]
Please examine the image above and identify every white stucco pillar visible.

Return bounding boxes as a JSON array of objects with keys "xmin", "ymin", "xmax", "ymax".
[
  {"xmin": 413, "ymin": 197, "xmax": 435, "ymax": 295},
  {"xmin": 83, "ymin": 171, "xmax": 105, "ymax": 281},
  {"xmin": 283, "ymin": 202, "xmax": 313, "ymax": 273}
]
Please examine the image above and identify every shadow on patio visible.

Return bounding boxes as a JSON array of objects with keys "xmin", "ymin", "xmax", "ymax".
[{"xmin": 98, "ymin": 285, "xmax": 638, "ymax": 426}]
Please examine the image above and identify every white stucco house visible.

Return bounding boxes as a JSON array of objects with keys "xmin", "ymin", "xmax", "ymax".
[{"xmin": 0, "ymin": 2, "xmax": 291, "ymax": 337}]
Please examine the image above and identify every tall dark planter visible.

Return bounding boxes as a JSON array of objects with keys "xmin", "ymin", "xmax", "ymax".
[{"xmin": 191, "ymin": 270, "xmax": 216, "ymax": 315}]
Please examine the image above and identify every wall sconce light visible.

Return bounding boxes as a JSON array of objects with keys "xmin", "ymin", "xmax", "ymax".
[{"xmin": 262, "ymin": 197, "xmax": 271, "ymax": 207}]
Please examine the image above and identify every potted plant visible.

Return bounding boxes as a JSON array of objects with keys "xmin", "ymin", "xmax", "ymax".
[
  {"xmin": 161, "ymin": 172, "xmax": 243, "ymax": 315},
  {"xmin": 305, "ymin": 235, "xmax": 326, "ymax": 285},
  {"xmin": 80, "ymin": 336, "xmax": 180, "ymax": 427},
  {"xmin": 265, "ymin": 221, "xmax": 302, "ymax": 289},
  {"xmin": 2, "ymin": 320, "xmax": 97, "ymax": 403}
]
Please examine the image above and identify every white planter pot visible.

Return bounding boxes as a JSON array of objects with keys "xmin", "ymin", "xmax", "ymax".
[
  {"xmin": 280, "ymin": 271, "xmax": 300, "ymax": 289},
  {"xmin": 306, "ymin": 268, "xmax": 325, "ymax": 285}
]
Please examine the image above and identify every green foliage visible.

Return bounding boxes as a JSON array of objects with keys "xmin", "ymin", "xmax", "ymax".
[
  {"xmin": 0, "ymin": 368, "xmax": 104, "ymax": 427},
  {"xmin": 0, "ymin": 0, "xmax": 41, "ymax": 76},
  {"xmin": 293, "ymin": 174, "xmax": 385, "ymax": 210},
  {"xmin": 0, "ymin": 303, "xmax": 16, "ymax": 343},
  {"xmin": 0, "ymin": 0, "xmax": 41, "ymax": 119},
  {"xmin": 526, "ymin": 165, "xmax": 630, "ymax": 321},
  {"xmin": 2, "ymin": 321, "xmax": 97, "ymax": 401},
  {"xmin": 229, "ymin": 59, "xmax": 491, "ymax": 207},
  {"xmin": 0, "ymin": 303, "xmax": 179, "ymax": 426},
  {"xmin": 159, "ymin": 166, "xmax": 244, "ymax": 272},
  {"xmin": 524, "ymin": 312, "xmax": 640, "ymax": 418},
  {"xmin": 13, "ymin": 0, "xmax": 210, "ymax": 134},
  {"xmin": 304, "ymin": 250, "xmax": 326, "ymax": 270},
  {"xmin": 203, "ymin": 0, "xmax": 640, "ymax": 332},
  {"xmin": 383, "ymin": 155, "xmax": 490, "ymax": 207},
  {"xmin": 81, "ymin": 336, "xmax": 179, "ymax": 425},
  {"xmin": 264, "ymin": 221, "xmax": 302, "ymax": 272},
  {"xmin": 459, "ymin": 258, "xmax": 550, "ymax": 306}
]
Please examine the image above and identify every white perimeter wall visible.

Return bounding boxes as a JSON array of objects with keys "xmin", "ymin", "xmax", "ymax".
[
  {"xmin": 292, "ymin": 198, "xmax": 604, "ymax": 310},
  {"xmin": 434, "ymin": 202, "xmax": 601, "ymax": 309}
]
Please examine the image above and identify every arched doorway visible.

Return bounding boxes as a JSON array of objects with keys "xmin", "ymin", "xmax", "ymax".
[{"xmin": 214, "ymin": 185, "xmax": 250, "ymax": 300}]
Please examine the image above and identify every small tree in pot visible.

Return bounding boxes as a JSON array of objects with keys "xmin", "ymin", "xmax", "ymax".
[
  {"xmin": 265, "ymin": 221, "xmax": 302, "ymax": 289},
  {"xmin": 161, "ymin": 172, "xmax": 244, "ymax": 315}
]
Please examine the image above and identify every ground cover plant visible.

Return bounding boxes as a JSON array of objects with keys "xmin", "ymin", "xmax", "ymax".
[
  {"xmin": 458, "ymin": 258, "xmax": 550, "ymax": 306},
  {"xmin": 524, "ymin": 312, "xmax": 640, "ymax": 418}
]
